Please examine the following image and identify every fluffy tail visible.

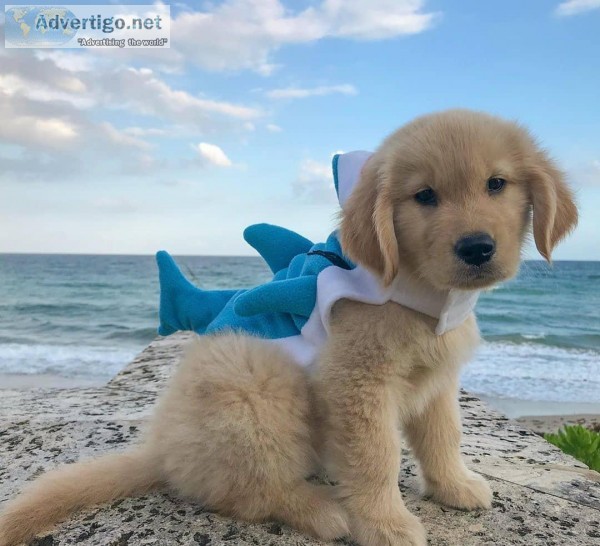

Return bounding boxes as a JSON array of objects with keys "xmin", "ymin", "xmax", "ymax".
[{"xmin": 0, "ymin": 449, "xmax": 160, "ymax": 546}]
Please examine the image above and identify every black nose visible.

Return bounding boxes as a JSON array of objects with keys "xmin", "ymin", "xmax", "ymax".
[{"xmin": 454, "ymin": 233, "xmax": 496, "ymax": 266}]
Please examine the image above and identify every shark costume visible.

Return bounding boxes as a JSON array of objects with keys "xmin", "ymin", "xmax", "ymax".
[{"xmin": 156, "ymin": 151, "xmax": 480, "ymax": 368}]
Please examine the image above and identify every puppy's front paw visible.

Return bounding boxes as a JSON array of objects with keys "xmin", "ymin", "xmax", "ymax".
[
  {"xmin": 427, "ymin": 470, "xmax": 492, "ymax": 510},
  {"xmin": 351, "ymin": 510, "xmax": 426, "ymax": 546}
]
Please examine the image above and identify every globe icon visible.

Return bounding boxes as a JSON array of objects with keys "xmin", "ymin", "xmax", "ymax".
[{"xmin": 5, "ymin": 6, "xmax": 79, "ymax": 47}]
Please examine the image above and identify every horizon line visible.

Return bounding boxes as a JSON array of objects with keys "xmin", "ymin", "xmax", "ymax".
[{"xmin": 1, "ymin": 252, "xmax": 598, "ymax": 263}]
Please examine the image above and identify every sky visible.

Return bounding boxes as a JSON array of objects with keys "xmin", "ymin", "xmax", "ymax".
[{"xmin": 0, "ymin": 0, "xmax": 599, "ymax": 259}]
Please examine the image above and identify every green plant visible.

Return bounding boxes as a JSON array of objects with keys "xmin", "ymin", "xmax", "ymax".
[{"xmin": 545, "ymin": 425, "xmax": 600, "ymax": 472}]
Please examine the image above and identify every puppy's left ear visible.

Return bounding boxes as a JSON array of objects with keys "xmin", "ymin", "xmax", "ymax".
[
  {"xmin": 372, "ymin": 185, "xmax": 400, "ymax": 285},
  {"xmin": 529, "ymin": 154, "xmax": 578, "ymax": 261},
  {"xmin": 340, "ymin": 158, "xmax": 400, "ymax": 285}
]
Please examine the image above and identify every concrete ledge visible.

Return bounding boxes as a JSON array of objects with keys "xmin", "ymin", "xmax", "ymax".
[{"xmin": 1, "ymin": 333, "xmax": 599, "ymax": 545}]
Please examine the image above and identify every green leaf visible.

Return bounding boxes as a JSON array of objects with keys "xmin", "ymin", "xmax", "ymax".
[{"xmin": 545, "ymin": 425, "xmax": 600, "ymax": 472}]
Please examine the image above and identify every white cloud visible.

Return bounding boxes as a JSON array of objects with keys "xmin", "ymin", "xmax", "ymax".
[
  {"xmin": 196, "ymin": 142, "xmax": 233, "ymax": 167},
  {"xmin": 0, "ymin": 1, "xmax": 436, "ymax": 187},
  {"xmin": 33, "ymin": 118, "xmax": 78, "ymax": 141},
  {"xmin": 0, "ymin": 83, "xmax": 157, "ymax": 177},
  {"xmin": 0, "ymin": 48, "xmax": 261, "ymax": 178},
  {"xmin": 123, "ymin": 127, "xmax": 167, "ymax": 138},
  {"xmin": 318, "ymin": 0, "xmax": 439, "ymax": 39},
  {"xmin": 170, "ymin": 0, "xmax": 439, "ymax": 73},
  {"xmin": 292, "ymin": 158, "xmax": 337, "ymax": 203},
  {"xmin": 301, "ymin": 159, "xmax": 331, "ymax": 179},
  {"xmin": 95, "ymin": 68, "xmax": 262, "ymax": 127},
  {"xmin": 570, "ymin": 160, "xmax": 600, "ymax": 187},
  {"xmin": 0, "ymin": 93, "xmax": 79, "ymax": 151},
  {"xmin": 266, "ymin": 84, "xmax": 358, "ymax": 100},
  {"xmin": 2, "ymin": 49, "xmax": 262, "ymax": 124},
  {"xmin": 555, "ymin": 0, "xmax": 600, "ymax": 16},
  {"xmin": 100, "ymin": 122, "xmax": 153, "ymax": 151},
  {"xmin": 34, "ymin": 50, "xmax": 96, "ymax": 72},
  {"xmin": 0, "ymin": 61, "xmax": 92, "ymax": 109}
]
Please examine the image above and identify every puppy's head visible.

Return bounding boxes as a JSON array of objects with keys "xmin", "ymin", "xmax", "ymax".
[{"xmin": 341, "ymin": 110, "xmax": 578, "ymax": 291}]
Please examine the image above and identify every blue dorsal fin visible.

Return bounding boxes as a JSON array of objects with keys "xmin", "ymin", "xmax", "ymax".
[{"xmin": 244, "ymin": 224, "xmax": 313, "ymax": 273}]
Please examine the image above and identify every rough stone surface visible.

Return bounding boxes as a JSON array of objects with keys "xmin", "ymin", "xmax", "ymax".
[{"xmin": 1, "ymin": 333, "xmax": 599, "ymax": 545}]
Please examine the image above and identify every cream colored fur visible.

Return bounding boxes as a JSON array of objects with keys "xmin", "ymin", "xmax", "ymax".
[{"xmin": 0, "ymin": 110, "xmax": 578, "ymax": 546}]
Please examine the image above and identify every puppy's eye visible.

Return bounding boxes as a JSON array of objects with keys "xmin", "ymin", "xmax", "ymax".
[
  {"xmin": 487, "ymin": 177, "xmax": 506, "ymax": 194},
  {"xmin": 414, "ymin": 188, "xmax": 437, "ymax": 206}
]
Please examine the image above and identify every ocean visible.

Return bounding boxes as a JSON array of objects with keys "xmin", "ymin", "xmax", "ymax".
[{"xmin": 0, "ymin": 254, "xmax": 598, "ymax": 404}]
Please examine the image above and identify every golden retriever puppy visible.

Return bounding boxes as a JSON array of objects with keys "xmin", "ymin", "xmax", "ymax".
[{"xmin": 0, "ymin": 110, "xmax": 577, "ymax": 546}]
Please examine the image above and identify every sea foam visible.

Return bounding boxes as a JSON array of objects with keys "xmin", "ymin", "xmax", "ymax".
[
  {"xmin": 0, "ymin": 343, "xmax": 137, "ymax": 380},
  {"xmin": 462, "ymin": 341, "xmax": 600, "ymax": 403}
]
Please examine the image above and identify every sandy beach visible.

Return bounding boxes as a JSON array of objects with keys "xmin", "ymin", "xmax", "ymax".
[
  {"xmin": 0, "ymin": 373, "xmax": 105, "ymax": 390},
  {"xmin": 516, "ymin": 413, "xmax": 600, "ymax": 435},
  {"xmin": 478, "ymin": 394, "xmax": 600, "ymax": 419},
  {"xmin": 475, "ymin": 394, "xmax": 600, "ymax": 435}
]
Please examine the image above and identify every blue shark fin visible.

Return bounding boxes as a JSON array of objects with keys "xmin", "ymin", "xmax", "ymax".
[
  {"xmin": 243, "ymin": 223, "xmax": 314, "ymax": 274},
  {"xmin": 234, "ymin": 276, "xmax": 317, "ymax": 318}
]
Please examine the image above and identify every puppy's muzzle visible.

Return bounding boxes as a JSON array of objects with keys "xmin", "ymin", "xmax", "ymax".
[{"xmin": 454, "ymin": 233, "xmax": 495, "ymax": 266}]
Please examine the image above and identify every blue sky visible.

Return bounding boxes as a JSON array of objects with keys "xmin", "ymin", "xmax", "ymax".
[{"xmin": 1, "ymin": 0, "xmax": 599, "ymax": 258}]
